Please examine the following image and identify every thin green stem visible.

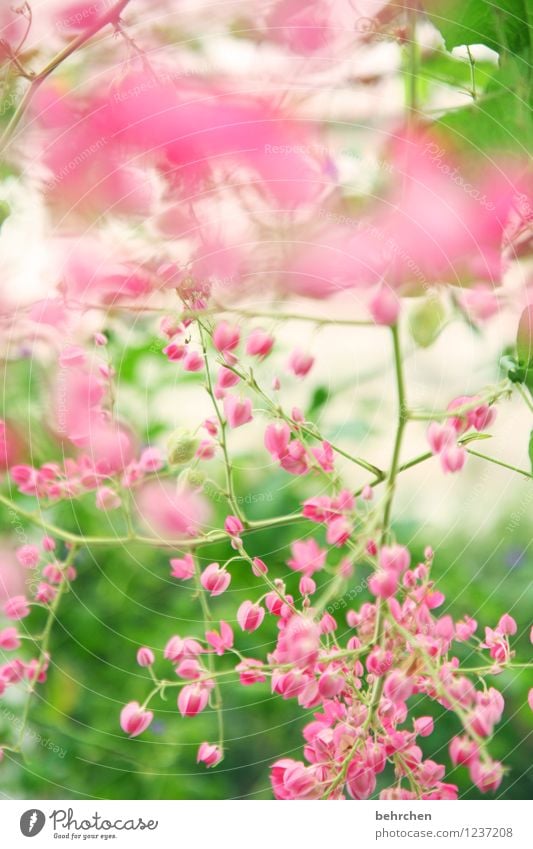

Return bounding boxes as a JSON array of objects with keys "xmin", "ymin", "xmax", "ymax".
[{"xmin": 197, "ymin": 321, "xmax": 245, "ymax": 523}]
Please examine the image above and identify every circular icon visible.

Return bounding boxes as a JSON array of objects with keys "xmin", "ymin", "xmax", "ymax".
[{"xmin": 20, "ymin": 810, "xmax": 46, "ymax": 838}]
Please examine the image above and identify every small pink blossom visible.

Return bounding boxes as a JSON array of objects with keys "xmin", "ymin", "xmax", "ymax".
[
  {"xmin": 178, "ymin": 683, "xmax": 210, "ymax": 717},
  {"xmin": 197, "ymin": 741, "xmax": 222, "ymax": 767},
  {"xmin": 170, "ymin": 554, "xmax": 196, "ymax": 580},
  {"xmin": 200, "ymin": 563, "xmax": 231, "ymax": 596},
  {"xmin": 237, "ymin": 601, "xmax": 265, "ymax": 632},
  {"xmin": 223, "ymin": 395, "xmax": 253, "ymax": 429},
  {"xmin": 120, "ymin": 702, "xmax": 153, "ymax": 737},
  {"xmin": 246, "ymin": 329, "xmax": 274, "ymax": 358},
  {"xmin": 4, "ymin": 596, "xmax": 30, "ymax": 620},
  {"xmin": 287, "ymin": 349, "xmax": 314, "ymax": 378},
  {"xmin": 213, "ymin": 321, "xmax": 240, "ymax": 353},
  {"xmin": 137, "ymin": 647, "xmax": 155, "ymax": 667}
]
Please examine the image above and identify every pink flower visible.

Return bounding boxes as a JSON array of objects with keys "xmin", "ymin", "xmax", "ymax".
[
  {"xmin": 264, "ymin": 422, "xmax": 291, "ymax": 459},
  {"xmin": 497, "ymin": 613, "xmax": 517, "ymax": 635},
  {"xmin": 384, "ymin": 670, "xmax": 413, "ymax": 704},
  {"xmin": 163, "ymin": 341, "xmax": 185, "ymax": 361},
  {"xmin": 205, "ymin": 621, "xmax": 233, "ymax": 655},
  {"xmin": 455, "ymin": 616, "xmax": 478, "ymax": 642},
  {"xmin": 460, "ymin": 285, "xmax": 499, "ymax": 322},
  {"xmin": 528, "ymin": 689, "xmax": 533, "ymax": 711},
  {"xmin": 414, "ymin": 716, "xmax": 434, "ymax": 737},
  {"xmin": 120, "ymin": 702, "xmax": 153, "ymax": 738},
  {"xmin": 252, "ymin": 557, "xmax": 268, "ymax": 576},
  {"xmin": 236, "ymin": 659, "xmax": 266, "ymax": 685},
  {"xmin": 223, "ymin": 395, "xmax": 253, "ymax": 429},
  {"xmin": 137, "ymin": 647, "xmax": 155, "ymax": 667},
  {"xmin": 346, "ymin": 764, "xmax": 376, "ymax": 800},
  {"xmin": 287, "ymin": 539, "xmax": 326, "ymax": 576},
  {"xmin": 15, "ymin": 545, "xmax": 40, "ymax": 568},
  {"xmin": 288, "ymin": 349, "xmax": 314, "ymax": 378},
  {"xmin": 35, "ymin": 583, "xmax": 57, "ymax": 604},
  {"xmin": 178, "ymin": 683, "xmax": 210, "ymax": 717},
  {"xmin": 326, "ymin": 517, "xmax": 352, "ymax": 546},
  {"xmin": 246, "ymin": 329, "xmax": 274, "ymax": 358},
  {"xmin": 139, "ymin": 447, "xmax": 163, "ymax": 472},
  {"xmin": 42, "ymin": 536, "xmax": 56, "ymax": 552},
  {"xmin": 368, "ymin": 570, "xmax": 398, "ymax": 599},
  {"xmin": 95, "ymin": 486, "xmax": 122, "ymax": 511},
  {"xmin": 4, "ymin": 596, "xmax": 30, "ymax": 620},
  {"xmin": 237, "ymin": 601, "xmax": 265, "ymax": 632},
  {"xmin": 449, "ymin": 736, "xmax": 478, "ymax": 766},
  {"xmin": 182, "ymin": 351, "xmax": 204, "ymax": 372},
  {"xmin": 312, "ymin": 441, "xmax": 334, "ymax": 473},
  {"xmin": 0, "ymin": 627, "xmax": 20, "ymax": 650},
  {"xmin": 197, "ymin": 741, "xmax": 222, "ymax": 768},
  {"xmin": 280, "ymin": 440, "xmax": 309, "ymax": 475},
  {"xmin": 379, "ymin": 544, "xmax": 411, "ymax": 574},
  {"xmin": 200, "ymin": 563, "xmax": 231, "ymax": 596},
  {"xmin": 369, "ymin": 285, "xmax": 400, "ymax": 326},
  {"xmin": 224, "ymin": 515, "xmax": 244, "ymax": 538},
  {"xmin": 170, "ymin": 554, "xmax": 196, "ymax": 580},
  {"xmin": 427, "ymin": 422, "xmax": 455, "ymax": 454},
  {"xmin": 470, "ymin": 759, "xmax": 503, "ymax": 793},
  {"xmin": 213, "ymin": 321, "xmax": 240, "ymax": 353},
  {"xmin": 271, "ymin": 759, "xmax": 320, "ymax": 800},
  {"xmin": 440, "ymin": 444, "xmax": 466, "ymax": 474}
]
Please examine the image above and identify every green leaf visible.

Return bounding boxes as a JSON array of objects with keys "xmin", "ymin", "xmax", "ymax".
[
  {"xmin": 307, "ymin": 385, "xmax": 329, "ymax": 416},
  {"xmin": 409, "ymin": 298, "xmax": 446, "ymax": 347},
  {"xmin": 0, "ymin": 200, "xmax": 10, "ymax": 230},
  {"xmin": 437, "ymin": 51, "xmax": 532, "ymax": 155},
  {"xmin": 428, "ymin": 0, "xmax": 530, "ymax": 55}
]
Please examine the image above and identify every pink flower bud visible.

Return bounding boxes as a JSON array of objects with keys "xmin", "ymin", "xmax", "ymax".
[
  {"xmin": 252, "ymin": 556, "xmax": 268, "ymax": 576},
  {"xmin": 469, "ymin": 759, "xmax": 503, "ymax": 793},
  {"xmin": 137, "ymin": 647, "xmax": 155, "ymax": 667},
  {"xmin": 497, "ymin": 613, "xmax": 517, "ymax": 635},
  {"xmin": 35, "ymin": 583, "xmax": 57, "ymax": 604},
  {"xmin": 95, "ymin": 486, "xmax": 122, "ymax": 510},
  {"xmin": 223, "ymin": 395, "xmax": 253, "ymax": 429},
  {"xmin": 384, "ymin": 670, "xmax": 413, "ymax": 703},
  {"xmin": 200, "ymin": 563, "xmax": 231, "ymax": 596},
  {"xmin": 4, "ymin": 595, "xmax": 30, "ymax": 620},
  {"xmin": 213, "ymin": 321, "xmax": 240, "ymax": 353},
  {"xmin": 368, "ymin": 570, "xmax": 398, "ymax": 599},
  {"xmin": 288, "ymin": 349, "xmax": 314, "ymax": 378},
  {"xmin": 299, "ymin": 575, "xmax": 316, "ymax": 596},
  {"xmin": 237, "ymin": 601, "xmax": 265, "ymax": 632},
  {"xmin": 170, "ymin": 554, "xmax": 196, "ymax": 580},
  {"xmin": 246, "ymin": 329, "xmax": 274, "ymax": 358},
  {"xmin": 264, "ymin": 422, "xmax": 290, "ymax": 459},
  {"xmin": 440, "ymin": 444, "xmax": 466, "ymax": 473},
  {"xmin": 182, "ymin": 350, "xmax": 204, "ymax": 372},
  {"xmin": 120, "ymin": 701, "xmax": 153, "ymax": 737},
  {"xmin": 0, "ymin": 627, "xmax": 20, "ymax": 650},
  {"xmin": 139, "ymin": 447, "xmax": 163, "ymax": 472},
  {"xmin": 236, "ymin": 659, "xmax": 266, "ymax": 685},
  {"xmin": 379, "ymin": 544, "xmax": 410, "ymax": 573},
  {"xmin": 224, "ymin": 515, "xmax": 244, "ymax": 537},
  {"xmin": 197, "ymin": 741, "xmax": 222, "ymax": 768},
  {"xmin": 414, "ymin": 716, "xmax": 434, "ymax": 737},
  {"xmin": 369, "ymin": 285, "xmax": 400, "ymax": 325},
  {"xmin": 42, "ymin": 536, "xmax": 56, "ymax": 552},
  {"xmin": 16, "ymin": 545, "xmax": 40, "ymax": 568},
  {"xmin": 178, "ymin": 683, "xmax": 210, "ymax": 717}
]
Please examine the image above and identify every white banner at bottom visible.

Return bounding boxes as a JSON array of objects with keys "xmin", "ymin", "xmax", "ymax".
[{"xmin": 1, "ymin": 800, "xmax": 531, "ymax": 848}]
